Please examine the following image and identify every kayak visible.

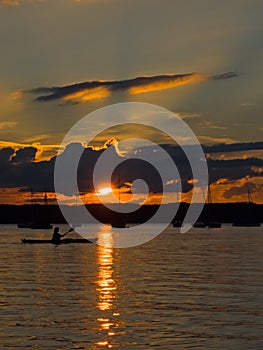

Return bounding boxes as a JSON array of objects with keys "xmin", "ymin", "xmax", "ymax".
[{"xmin": 21, "ymin": 238, "xmax": 95, "ymax": 244}]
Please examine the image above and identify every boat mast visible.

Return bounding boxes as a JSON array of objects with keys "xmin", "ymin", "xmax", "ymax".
[
  {"xmin": 44, "ymin": 184, "xmax": 48, "ymax": 206},
  {"xmin": 118, "ymin": 173, "xmax": 121, "ymax": 204},
  {"xmin": 207, "ymin": 183, "xmax": 213, "ymax": 205},
  {"xmin": 247, "ymin": 183, "xmax": 253, "ymax": 204},
  {"xmin": 30, "ymin": 188, "xmax": 34, "ymax": 206},
  {"xmin": 176, "ymin": 179, "xmax": 179, "ymax": 202}
]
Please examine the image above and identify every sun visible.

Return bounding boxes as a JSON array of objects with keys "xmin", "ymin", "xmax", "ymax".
[{"xmin": 97, "ymin": 187, "xmax": 113, "ymax": 195}]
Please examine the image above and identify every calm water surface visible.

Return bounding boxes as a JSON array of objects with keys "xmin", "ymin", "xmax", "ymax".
[{"xmin": 0, "ymin": 225, "xmax": 263, "ymax": 349}]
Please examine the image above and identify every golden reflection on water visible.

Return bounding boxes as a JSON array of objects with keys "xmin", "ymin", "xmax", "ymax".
[
  {"xmin": 97, "ymin": 228, "xmax": 116, "ymax": 311},
  {"xmin": 96, "ymin": 227, "xmax": 121, "ymax": 348}
]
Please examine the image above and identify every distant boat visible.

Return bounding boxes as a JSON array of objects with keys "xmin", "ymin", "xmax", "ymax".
[
  {"xmin": 111, "ymin": 221, "xmax": 127, "ymax": 228},
  {"xmin": 172, "ymin": 218, "xmax": 207, "ymax": 228},
  {"xmin": 172, "ymin": 220, "xmax": 220, "ymax": 229},
  {"xmin": 233, "ymin": 220, "xmax": 260, "ymax": 227},
  {"xmin": 172, "ymin": 220, "xmax": 182, "ymax": 228},
  {"xmin": 17, "ymin": 187, "xmax": 53, "ymax": 230},
  {"xmin": 232, "ymin": 183, "xmax": 260, "ymax": 227},
  {"xmin": 206, "ymin": 184, "xmax": 221, "ymax": 228},
  {"xmin": 172, "ymin": 221, "xmax": 206, "ymax": 228},
  {"xmin": 18, "ymin": 221, "xmax": 52, "ymax": 229},
  {"xmin": 193, "ymin": 221, "xmax": 206, "ymax": 228},
  {"xmin": 206, "ymin": 221, "xmax": 221, "ymax": 228},
  {"xmin": 172, "ymin": 184, "xmax": 221, "ymax": 229},
  {"xmin": 29, "ymin": 222, "xmax": 53, "ymax": 229},
  {"xmin": 17, "ymin": 222, "xmax": 34, "ymax": 229}
]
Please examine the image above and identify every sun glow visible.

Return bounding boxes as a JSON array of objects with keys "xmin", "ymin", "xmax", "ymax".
[{"xmin": 98, "ymin": 187, "xmax": 113, "ymax": 196}]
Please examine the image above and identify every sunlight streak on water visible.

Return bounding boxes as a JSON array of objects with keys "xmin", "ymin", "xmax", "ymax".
[
  {"xmin": 97, "ymin": 230, "xmax": 116, "ymax": 311},
  {"xmin": 96, "ymin": 229, "xmax": 122, "ymax": 347}
]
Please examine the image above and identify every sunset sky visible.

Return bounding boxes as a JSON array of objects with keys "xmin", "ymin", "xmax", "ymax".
[{"xmin": 0, "ymin": 0, "xmax": 263, "ymax": 204}]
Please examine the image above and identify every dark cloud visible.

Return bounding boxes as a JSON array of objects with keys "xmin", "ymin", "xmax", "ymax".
[
  {"xmin": 11, "ymin": 147, "xmax": 37, "ymax": 164},
  {"xmin": 203, "ymin": 141, "xmax": 263, "ymax": 153},
  {"xmin": 29, "ymin": 72, "xmax": 237, "ymax": 104},
  {"xmin": 0, "ymin": 147, "xmax": 14, "ymax": 163},
  {"xmin": 208, "ymin": 158, "xmax": 263, "ymax": 183},
  {"xmin": 212, "ymin": 72, "xmax": 238, "ymax": 80},
  {"xmin": 157, "ymin": 143, "xmax": 263, "ymax": 183},
  {"xmin": 223, "ymin": 182, "xmax": 260, "ymax": 199},
  {"xmin": 0, "ymin": 139, "xmax": 262, "ymax": 201}
]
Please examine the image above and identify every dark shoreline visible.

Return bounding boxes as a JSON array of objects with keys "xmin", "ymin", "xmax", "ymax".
[{"xmin": 0, "ymin": 202, "xmax": 262, "ymax": 224}]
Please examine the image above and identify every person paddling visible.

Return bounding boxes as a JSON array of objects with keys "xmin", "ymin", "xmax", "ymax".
[{"xmin": 52, "ymin": 227, "xmax": 73, "ymax": 244}]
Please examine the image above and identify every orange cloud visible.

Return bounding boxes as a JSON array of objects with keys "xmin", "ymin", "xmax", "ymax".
[
  {"xmin": 0, "ymin": 189, "xmax": 58, "ymax": 206},
  {"xmin": 0, "ymin": 140, "xmax": 60, "ymax": 161},
  {"xmin": 129, "ymin": 73, "xmax": 206, "ymax": 95},
  {"xmin": 209, "ymin": 177, "xmax": 263, "ymax": 204},
  {"xmin": 0, "ymin": 188, "xmax": 22, "ymax": 204},
  {"xmin": 0, "ymin": 0, "xmax": 20, "ymax": 5},
  {"xmin": 251, "ymin": 166, "xmax": 263, "ymax": 174},
  {"xmin": 63, "ymin": 86, "xmax": 110, "ymax": 103},
  {"xmin": 10, "ymin": 89, "xmax": 24, "ymax": 100},
  {"xmin": 188, "ymin": 178, "xmax": 199, "ymax": 185},
  {"xmin": 0, "ymin": 137, "xmax": 122, "ymax": 163},
  {"xmin": 198, "ymin": 135, "xmax": 237, "ymax": 144},
  {"xmin": 0, "ymin": 121, "xmax": 18, "ymax": 130}
]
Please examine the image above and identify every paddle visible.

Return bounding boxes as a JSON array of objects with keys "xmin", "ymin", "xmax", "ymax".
[{"xmin": 61, "ymin": 227, "xmax": 74, "ymax": 237}]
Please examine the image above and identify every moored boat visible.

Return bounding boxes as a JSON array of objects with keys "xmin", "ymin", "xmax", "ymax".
[
  {"xmin": 206, "ymin": 184, "xmax": 221, "ymax": 228},
  {"xmin": 172, "ymin": 220, "xmax": 183, "ymax": 228},
  {"xmin": 17, "ymin": 222, "xmax": 53, "ymax": 229},
  {"xmin": 232, "ymin": 220, "xmax": 260, "ymax": 227},
  {"xmin": 206, "ymin": 221, "xmax": 222, "ymax": 228},
  {"xmin": 232, "ymin": 183, "xmax": 260, "ymax": 227},
  {"xmin": 17, "ymin": 222, "xmax": 33, "ymax": 228},
  {"xmin": 111, "ymin": 222, "xmax": 127, "ymax": 228},
  {"xmin": 17, "ymin": 188, "xmax": 52, "ymax": 229},
  {"xmin": 193, "ymin": 221, "xmax": 206, "ymax": 228}
]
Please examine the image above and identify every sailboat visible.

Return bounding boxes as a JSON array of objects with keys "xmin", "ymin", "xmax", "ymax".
[
  {"xmin": 232, "ymin": 183, "xmax": 260, "ymax": 227},
  {"xmin": 17, "ymin": 187, "xmax": 53, "ymax": 229},
  {"xmin": 205, "ymin": 184, "xmax": 221, "ymax": 228},
  {"xmin": 172, "ymin": 181, "xmax": 183, "ymax": 228},
  {"xmin": 17, "ymin": 188, "xmax": 34, "ymax": 228},
  {"xmin": 110, "ymin": 175, "xmax": 127, "ymax": 228},
  {"xmin": 172, "ymin": 183, "xmax": 221, "ymax": 229},
  {"xmin": 171, "ymin": 182, "xmax": 207, "ymax": 228}
]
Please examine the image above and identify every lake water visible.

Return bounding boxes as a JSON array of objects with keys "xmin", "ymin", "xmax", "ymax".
[{"xmin": 0, "ymin": 224, "xmax": 263, "ymax": 349}]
